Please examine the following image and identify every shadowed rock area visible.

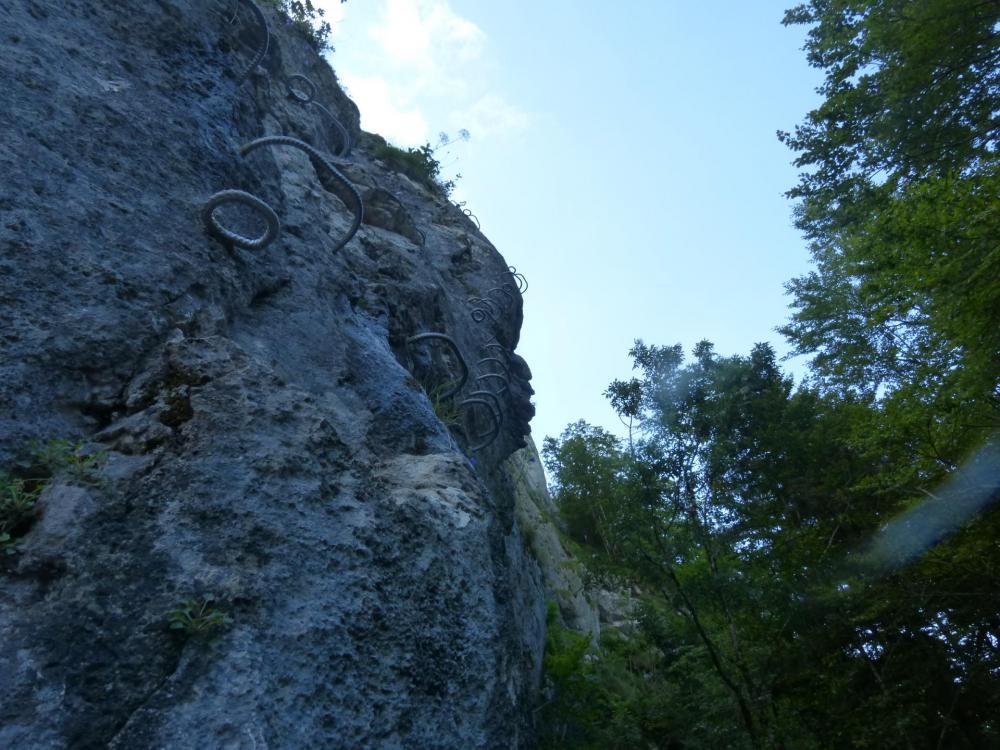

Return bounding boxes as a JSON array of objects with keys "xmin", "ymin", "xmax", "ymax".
[{"xmin": 0, "ymin": 1, "xmax": 545, "ymax": 747}]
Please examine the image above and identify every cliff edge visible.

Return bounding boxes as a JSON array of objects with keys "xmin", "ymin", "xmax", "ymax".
[{"xmin": 0, "ymin": 1, "xmax": 545, "ymax": 747}]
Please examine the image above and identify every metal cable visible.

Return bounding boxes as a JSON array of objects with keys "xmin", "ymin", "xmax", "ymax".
[
  {"xmin": 480, "ymin": 341, "xmax": 509, "ymax": 359},
  {"xmin": 285, "ymin": 74, "xmax": 352, "ymax": 157},
  {"xmin": 458, "ymin": 397, "xmax": 500, "ymax": 451},
  {"xmin": 476, "ymin": 356, "xmax": 511, "ymax": 380},
  {"xmin": 232, "ymin": 0, "xmax": 269, "ymax": 84},
  {"xmin": 508, "ymin": 265, "xmax": 528, "ymax": 293},
  {"xmin": 468, "ymin": 296, "xmax": 503, "ymax": 318},
  {"xmin": 467, "ymin": 389, "xmax": 503, "ymax": 428},
  {"xmin": 285, "ymin": 73, "xmax": 316, "ymax": 103},
  {"xmin": 485, "ymin": 285, "xmax": 515, "ymax": 310},
  {"xmin": 240, "ymin": 135, "xmax": 362, "ymax": 252},
  {"xmin": 475, "ymin": 372, "xmax": 509, "ymax": 395},
  {"xmin": 469, "ymin": 304, "xmax": 497, "ymax": 324},
  {"xmin": 202, "ymin": 188, "xmax": 281, "ymax": 250},
  {"xmin": 453, "ymin": 200, "xmax": 481, "ymax": 229},
  {"xmin": 312, "ymin": 101, "xmax": 351, "ymax": 157}
]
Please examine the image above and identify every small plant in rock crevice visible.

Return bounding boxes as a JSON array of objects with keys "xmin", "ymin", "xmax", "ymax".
[
  {"xmin": 166, "ymin": 594, "xmax": 233, "ymax": 636},
  {"xmin": 0, "ymin": 474, "xmax": 42, "ymax": 542},
  {"xmin": 0, "ymin": 532, "xmax": 21, "ymax": 556},
  {"xmin": 31, "ymin": 438, "xmax": 106, "ymax": 486},
  {"xmin": 371, "ymin": 136, "xmax": 458, "ymax": 197},
  {"xmin": 428, "ymin": 380, "xmax": 462, "ymax": 429},
  {"xmin": 0, "ymin": 438, "xmax": 106, "ymax": 558}
]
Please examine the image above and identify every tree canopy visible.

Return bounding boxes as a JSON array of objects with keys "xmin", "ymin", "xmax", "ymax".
[
  {"xmin": 538, "ymin": 2, "xmax": 1000, "ymax": 747},
  {"xmin": 778, "ymin": 0, "xmax": 1000, "ymax": 457}
]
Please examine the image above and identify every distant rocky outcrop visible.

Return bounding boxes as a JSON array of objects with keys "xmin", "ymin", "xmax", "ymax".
[
  {"xmin": 0, "ymin": 1, "xmax": 545, "ymax": 747},
  {"xmin": 505, "ymin": 442, "xmax": 637, "ymax": 644}
]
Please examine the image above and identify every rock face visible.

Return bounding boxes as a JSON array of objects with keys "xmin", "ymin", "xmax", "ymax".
[
  {"xmin": 505, "ymin": 442, "xmax": 601, "ymax": 640},
  {"xmin": 0, "ymin": 2, "xmax": 545, "ymax": 748},
  {"xmin": 505, "ymin": 441, "xmax": 636, "ymax": 642}
]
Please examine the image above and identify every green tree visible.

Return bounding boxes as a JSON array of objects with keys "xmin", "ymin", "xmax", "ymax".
[
  {"xmin": 549, "ymin": 344, "xmax": 835, "ymax": 747},
  {"xmin": 542, "ymin": 422, "xmax": 628, "ymax": 555},
  {"xmin": 779, "ymin": 0, "xmax": 1000, "ymax": 469},
  {"xmin": 545, "ymin": 339, "xmax": 1000, "ymax": 748},
  {"xmin": 779, "ymin": 0, "xmax": 1000, "ymax": 225},
  {"xmin": 539, "ymin": 3, "xmax": 1000, "ymax": 746}
]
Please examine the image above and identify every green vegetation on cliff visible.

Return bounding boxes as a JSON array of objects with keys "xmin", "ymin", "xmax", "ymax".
[
  {"xmin": 261, "ymin": 0, "xmax": 337, "ymax": 52},
  {"xmin": 371, "ymin": 135, "xmax": 461, "ymax": 196}
]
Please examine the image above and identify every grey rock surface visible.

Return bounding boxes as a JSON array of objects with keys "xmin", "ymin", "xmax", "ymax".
[
  {"xmin": 505, "ymin": 441, "xmax": 600, "ymax": 640},
  {"xmin": 0, "ymin": 1, "xmax": 545, "ymax": 747}
]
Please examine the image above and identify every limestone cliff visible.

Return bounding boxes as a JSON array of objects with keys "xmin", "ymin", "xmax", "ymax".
[
  {"xmin": 0, "ymin": 2, "xmax": 546, "ymax": 747},
  {"xmin": 504, "ymin": 442, "xmax": 600, "ymax": 641},
  {"xmin": 504, "ymin": 442, "xmax": 637, "ymax": 644}
]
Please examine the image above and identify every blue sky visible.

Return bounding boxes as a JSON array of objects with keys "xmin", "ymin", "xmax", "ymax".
[{"xmin": 318, "ymin": 0, "xmax": 825, "ymax": 445}]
